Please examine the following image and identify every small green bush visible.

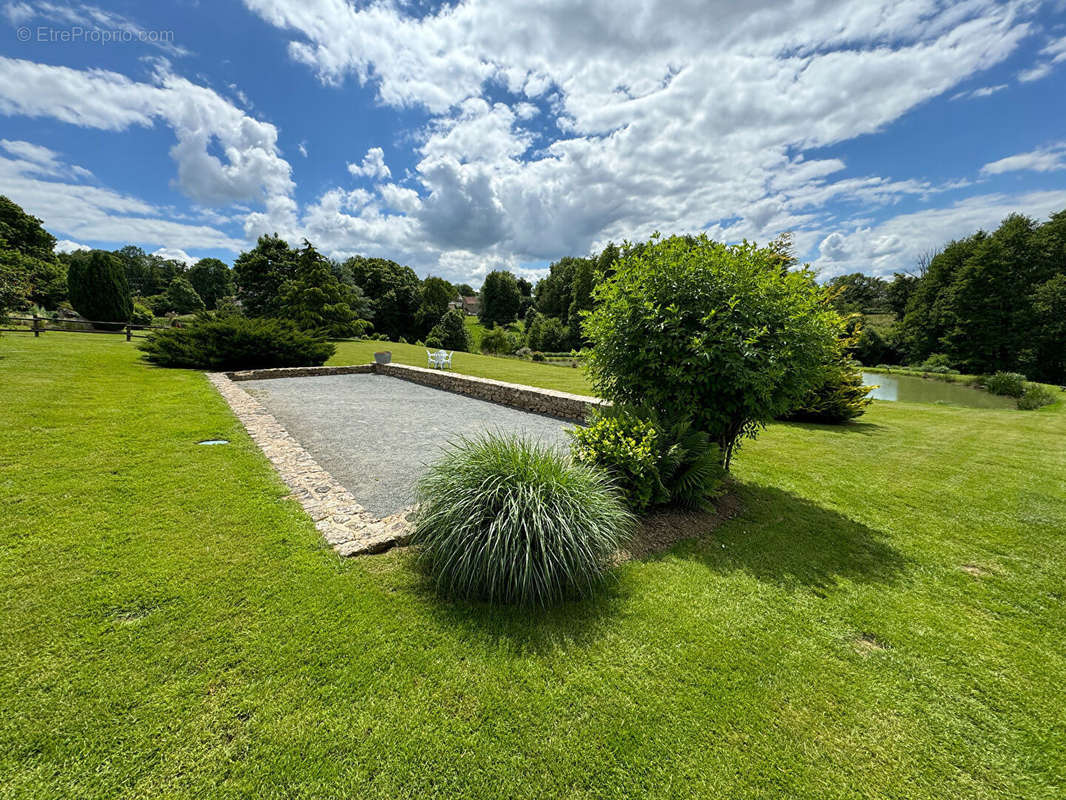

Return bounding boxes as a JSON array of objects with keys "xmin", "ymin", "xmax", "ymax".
[
  {"xmin": 426, "ymin": 308, "xmax": 472, "ymax": 352},
  {"xmin": 130, "ymin": 302, "xmax": 154, "ymax": 327},
  {"xmin": 1017, "ymin": 383, "xmax": 1056, "ymax": 410},
  {"xmin": 781, "ymin": 359, "xmax": 872, "ymax": 423},
  {"xmin": 918, "ymin": 353, "xmax": 952, "ymax": 371},
  {"xmin": 570, "ymin": 405, "xmax": 724, "ymax": 513},
  {"xmin": 479, "ymin": 325, "xmax": 518, "ymax": 355},
  {"xmin": 138, "ymin": 316, "xmax": 335, "ymax": 370},
  {"xmin": 984, "ymin": 372, "xmax": 1027, "ymax": 398},
  {"xmin": 531, "ymin": 351, "xmax": 545, "ymax": 362},
  {"xmin": 413, "ymin": 435, "xmax": 634, "ymax": 606}
]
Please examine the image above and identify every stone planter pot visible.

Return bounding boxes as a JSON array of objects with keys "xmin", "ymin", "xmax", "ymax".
[{"xmin": 374, "ymin": 351, "xmax": 392, "ymax": 364}]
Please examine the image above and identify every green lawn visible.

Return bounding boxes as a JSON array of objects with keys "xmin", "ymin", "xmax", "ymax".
[
  {"xmin": 2, "ymin": 334, "xmax": 1064, "ymax": 799},
  {"xmin": 332, "ymin": 338, "xmax": 591, "ymax": 394}
]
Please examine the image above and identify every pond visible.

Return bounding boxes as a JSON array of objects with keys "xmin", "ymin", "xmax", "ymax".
[{"xmin": 862, "ymin": 372, "xmax": 1015, "ymax": 409}]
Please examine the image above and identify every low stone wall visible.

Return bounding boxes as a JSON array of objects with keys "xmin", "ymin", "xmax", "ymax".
[
  {"xmin": 227, "ymin": 361, "xmax": 606, "ymax": 421},
  {"xmin": 208, "ymin": 371, "xmax": 414, "ymax": 557},
  {"xmin": 376, "ymin": 363, "xmax": 605, "ymax": 421},
  {"xmin": 226, "ymin": 364, "xmax": 374, "ymax": 381}
]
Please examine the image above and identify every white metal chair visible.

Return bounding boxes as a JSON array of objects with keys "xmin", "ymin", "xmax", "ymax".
[
  {"xmin": 426, "ymin": 349, "xmax": 442, "ymax": 368},
  {"xmin": 437, "ymin": 350, "xmax": 453, "ymax": 370}
]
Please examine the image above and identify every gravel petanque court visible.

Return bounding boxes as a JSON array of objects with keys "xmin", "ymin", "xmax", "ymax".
[{"xmin": 242, "ymin": 373, "xmax": 575, "ymax": 518}]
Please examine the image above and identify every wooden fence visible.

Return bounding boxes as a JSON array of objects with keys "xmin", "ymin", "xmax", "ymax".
[{"xmin": 0, "ymin": 314, "xmax": 169, "ymax": 341}]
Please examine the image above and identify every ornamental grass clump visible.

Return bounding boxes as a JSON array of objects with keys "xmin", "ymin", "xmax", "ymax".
[{"xmin": 413, "ymin": 434, "xmax": 635, "ymax": 606}]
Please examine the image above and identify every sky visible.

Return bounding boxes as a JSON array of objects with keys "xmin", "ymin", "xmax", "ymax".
[{"xmin": 0, "ymin": 0, "xmax": 1064, "ymax": 286}]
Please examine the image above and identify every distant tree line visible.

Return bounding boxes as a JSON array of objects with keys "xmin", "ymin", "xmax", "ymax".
[
  {"xmin": 4, "ymin": 191, "xmax": 1062, "ymax": 382},
  {"xmin": 836, "ymin": 210, "xmax": 1066, "ymax": 384}
]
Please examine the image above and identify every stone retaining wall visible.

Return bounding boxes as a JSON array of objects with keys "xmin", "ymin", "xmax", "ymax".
[
  {"xmin": 376, "ymin": 363, "xmax": 605, "ymax": 421},
  {"xmin": 226, "ymin": 364, "xmax": 375, "ymax": 381},
  {"xmin": 212, "ymin": 362, "xmax": 605, "ymax": 556},
  {"xmin": 227, "ymin": 362, "xmax": 606, "ymax": 422},
  {"xmin": 208, "ymin": 371, "xmax": 414, "ymax": 557}
]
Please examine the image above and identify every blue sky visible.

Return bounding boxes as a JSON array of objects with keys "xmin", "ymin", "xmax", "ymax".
[{"xmin": 1, "ymin": 0, "xmax": 1065, "ymax": 285}]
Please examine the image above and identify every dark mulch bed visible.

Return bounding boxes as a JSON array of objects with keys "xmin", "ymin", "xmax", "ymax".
[{"xmin": 618, "ymin": 491, "xmax": 742, "ymax": 562}]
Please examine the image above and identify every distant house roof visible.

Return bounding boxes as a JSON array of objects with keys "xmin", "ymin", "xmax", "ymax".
[{"xmin": 461, "ymin": 296, "xmax": 480, "ymax": 314}]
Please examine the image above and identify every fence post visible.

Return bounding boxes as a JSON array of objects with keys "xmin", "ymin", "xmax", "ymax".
[
  {"xmin": 32, "ymin": 313, "xmax": 40, "ymax": 337},
  {"xmin": 125, "ymin": 324, "xmax": 132, "ymax": 342}
]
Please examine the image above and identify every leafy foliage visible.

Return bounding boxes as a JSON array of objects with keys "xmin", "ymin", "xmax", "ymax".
[
  {"xmin": 130, "ymin": 302, "xmax": 154, "ymax": 327},
  {"xmin": 187, "ymin": 258, "xmax": 234, "ymax": 309},
  {"xmin": 780, "ymin": 357, "xmax": 873, "ymax": 423},
  {"xmin": 0, "ymin": 195, "xmax": 56, "ymax": 260},
  {"xmin": 984, "ymin": 372, "xmax": 1027, "ymax": 398},
  {"xmin": 138, "ymin": 316, "xmax": 334, "ymax": 370},
  {"xmin": 1017, "ymin": 384, "xmax": 1056, "ymax": 410},
  {"xmin": 233, "ymin": 235, "xmax": 299, "ymax": 317},
  {"xmin": 584, "ymin": 234, "xmax": 840, "ymax": 466},
  {"xmin": 280, "ymin": 242, "xmax": 371, "ymax": 338},
  {"xmin": 412, "ymin": 434, "xmax": 634, "ymax": 606},
  {"xmin": 164, "ymin": 275, "xmax": 206, "ymax": 314},
  {"xmin": 899, "ymin": 210, "xmax": 1066, "ymax": 382},
  {"xmin": 478, "ymin": 270, "xmax": 522, "ymax": 328},
  {"xmin": 0, "ymin": 195, "xmax": 65, "ymax": 314},
  {"xmin": 425, "ymin": 308, "xmax": 471, "ymax": 351},
  {"xmin": 66, "ymin": 250, "xmax": 132, "ymax": 329},
  {"xmin": 479, "ymin": 325, "xmax": 519, "ymax": 355},
  {"xmin": 570, "ymin": 405, "xmax": 725, "ymax": 512},
  {"xmin": 0, "ymin": 249, "xmax": 32, "ymax": 316},
  {"xmin": 527, "ymin": 314, "xmax": 569, "ymax": 352}
]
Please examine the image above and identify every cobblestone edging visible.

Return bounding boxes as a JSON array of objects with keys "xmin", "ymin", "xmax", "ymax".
[
  {"xmin": 207, "ymin": 372, "xmax": 415, "ymax": 557},
  {"xmin": 226, "ymin": 362, "xmax": 606, "ymax": 421}
]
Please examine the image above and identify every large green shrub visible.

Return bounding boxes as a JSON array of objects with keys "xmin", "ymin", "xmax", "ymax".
[
  {"xmin": 570, "ymin": 405, "xmax": 724, "ymax": 512},
  {"xmin": 780, "ymin": 358, "xmax": 872, "ymax": 423},
  {"xmin": 984, "ymin": 372, "xmax": 1027, "ymax": 398},
  {"xmin": 584, "ymin": 234, "xmax": 840, "ymax": 466},
  {"xmin": 138, "ymin": 316, "xmax": 335, "ymax": 370},
  {"xmin": 412, "ymin": 435, "xmax": 634, "ymax": 606},
  {"xmin": 66, "ymin": 250, "xmax": 132, "ymax": 329},
  {"xmin": 425, "ymin": 308, "xmax": 472, "ymax": 351}
]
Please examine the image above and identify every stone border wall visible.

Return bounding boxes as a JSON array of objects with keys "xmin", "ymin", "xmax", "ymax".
[
  {"xmin": 226, "ymin": 362, "xmax": 606, "ymax": 422},
  {"xmin": 211, "ymin": 362, "xmax": 605, "ymax": 557},
  {"xmin": 208, "ymin": 371, "xmax": 414, "ymax": 557}
]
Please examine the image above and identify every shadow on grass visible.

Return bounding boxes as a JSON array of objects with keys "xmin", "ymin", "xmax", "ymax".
[
  {"xmin": 407, "ymin": 483, "xmax": 905, "ymax": 651},
  {"xmin": 774, "ymin": 419, "xmax": 887, "ymax": 436},
  {"xmin": 405, "ymin": 555, "xmax": 634, "ymax": 655},
  {"xmin": 673, "ymin": 483, "xmax": 907, "ymax": 591}
]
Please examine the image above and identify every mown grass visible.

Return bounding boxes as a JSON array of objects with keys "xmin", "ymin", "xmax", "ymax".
[
  {"xmin": 331, "ymin": 338, "xmax": 591, "ymax": 394},
  {"xmin": 2, "ymin": 334, "xmax": 1065, "ymax": 799}
]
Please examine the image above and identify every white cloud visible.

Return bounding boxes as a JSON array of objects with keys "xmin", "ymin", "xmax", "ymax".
[
  {"xmin": 811, "ymin": 189, "xmax": 1066, "ymax": 277},
  {"xmin": 0, "ymin": 149, "xmax": 245, "ymax": 253},
  {"xmin": 1018, "ymin": 34, "xmax": 1066, "ymax": 82},
  {"xmin": 346, "ymin": 147, "xmax": 391, "ymax": 181},
  {"xmin": 151, "ymin": 246, "xmax": 196, "ymax": 265},
  {"xmin": 951, "ymin": 83, "xmax": 1008, "ymax": 100},
  {"xmin": 235, "ymin": 0, "xmax": 1041, "ymax": 280},
  {"xmin": 54, "ymin": 239, "xmax": 90, "ymax": 253},
  {"xmin": 0, "ymin": 57, "xmax": 293, "ymax": 209},
  {"xmin": 981, "ymin": 142, "xmax": 1066, "ymax": 174}
]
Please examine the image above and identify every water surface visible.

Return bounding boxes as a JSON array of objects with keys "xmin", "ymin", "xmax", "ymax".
[{"xmin": 862, "ymin": 372, "xmax": 1014, "ymax": 409}]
